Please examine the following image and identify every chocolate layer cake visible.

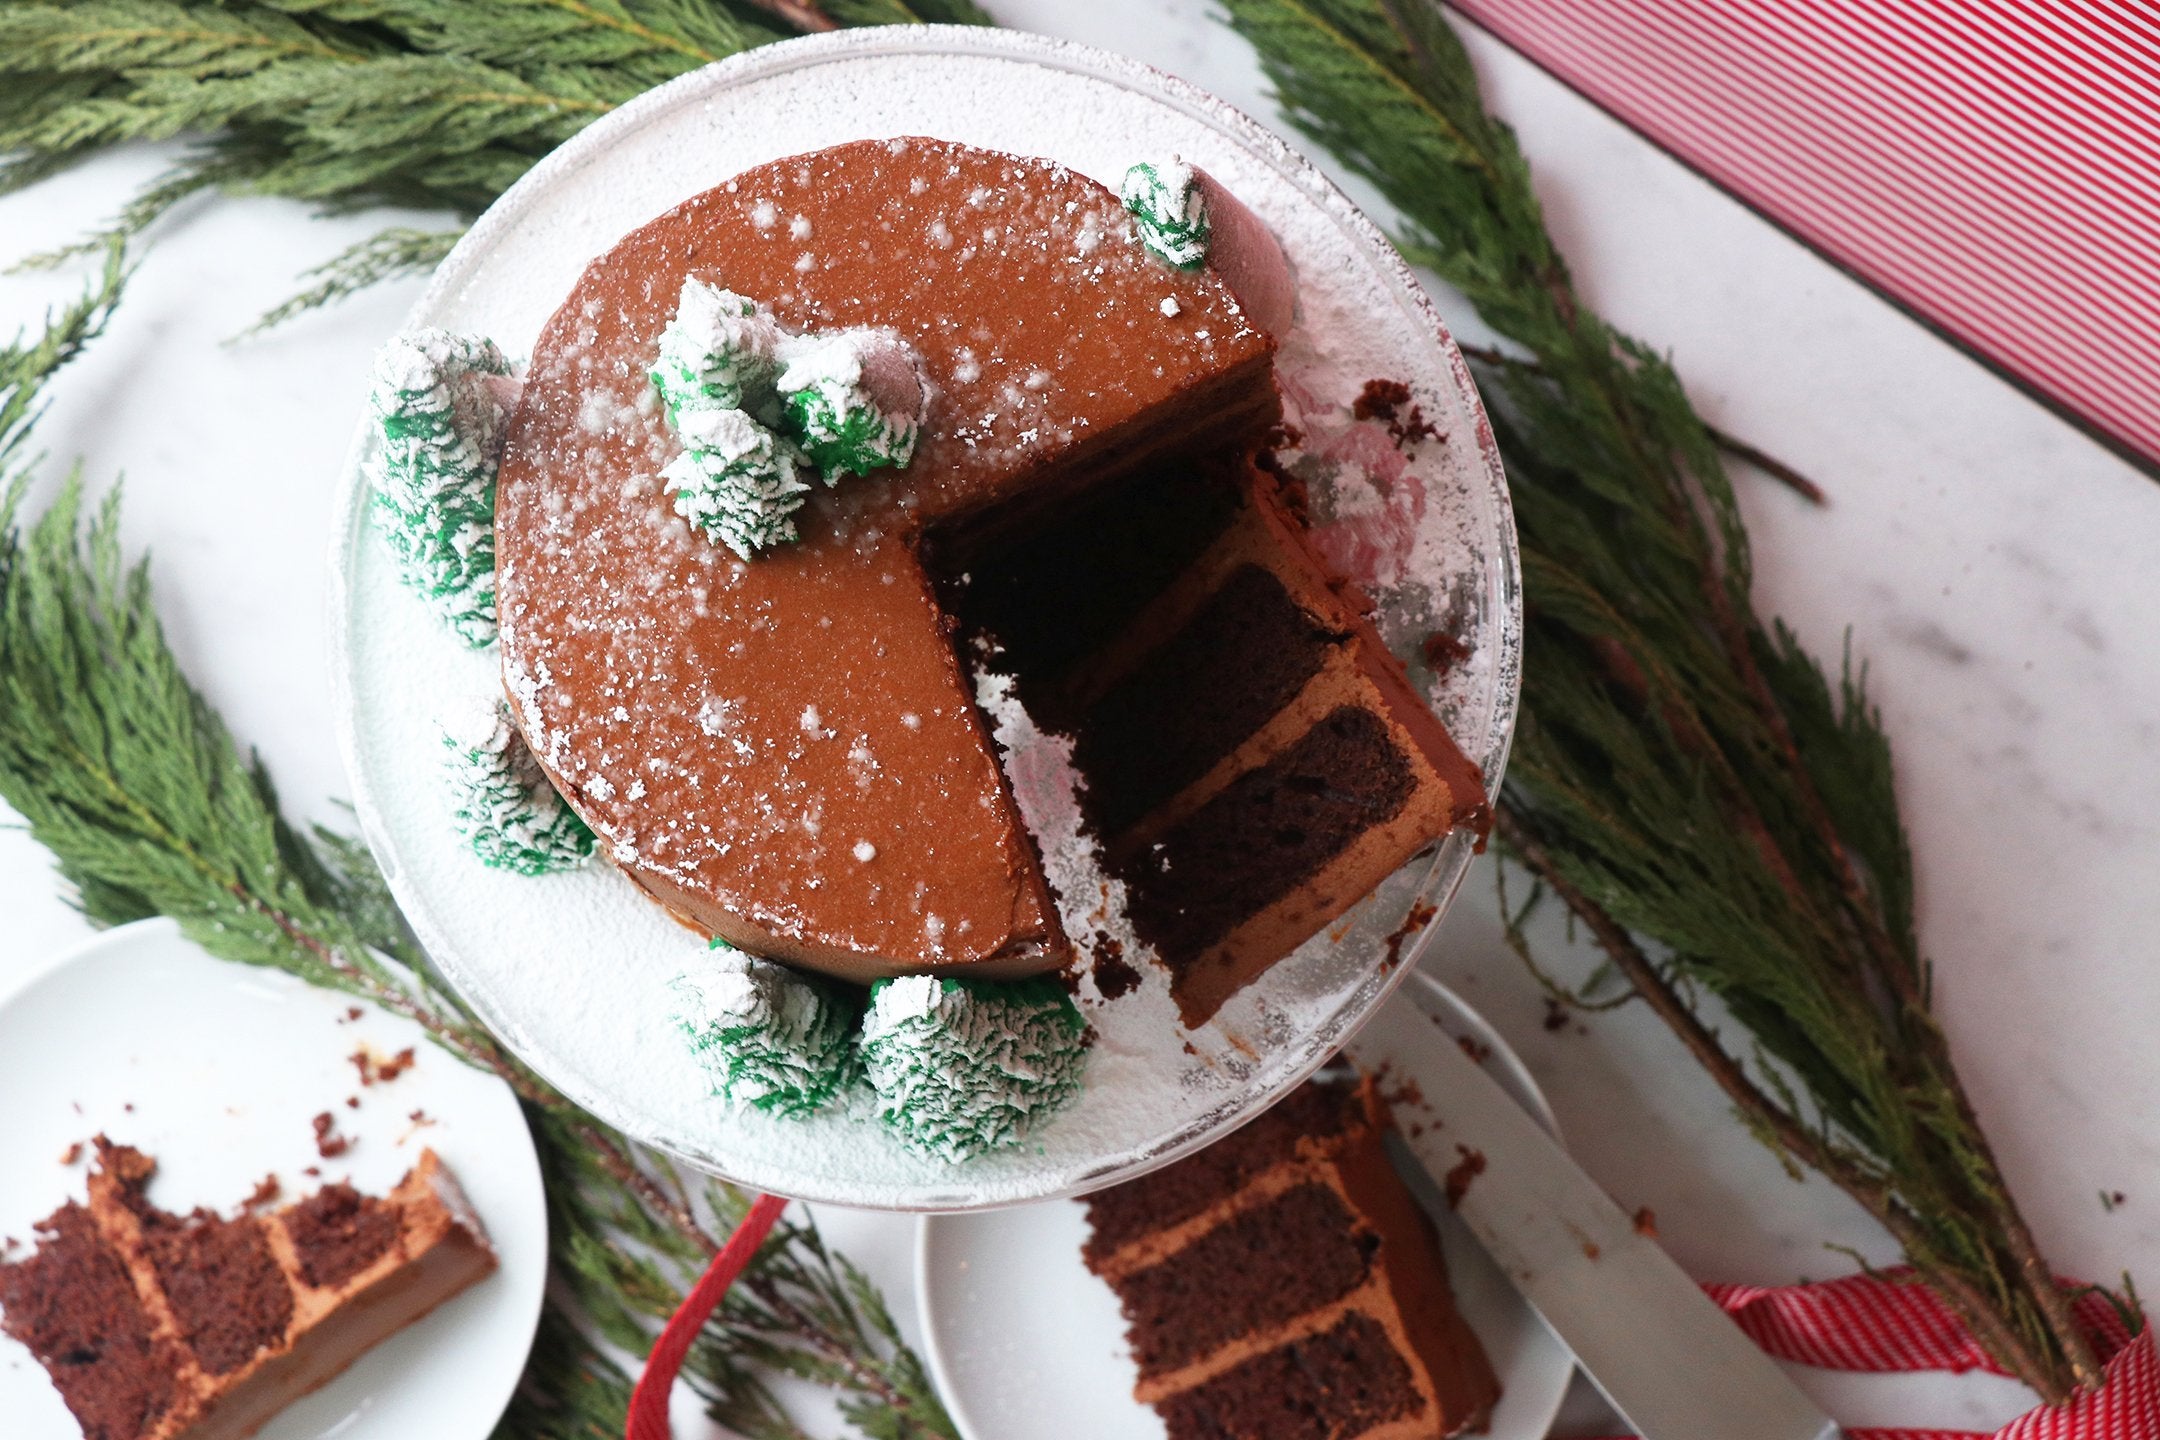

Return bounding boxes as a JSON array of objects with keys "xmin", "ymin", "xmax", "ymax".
[
  {"xmin": 0, "ymin": 1141, "xmax": 495, "ymax": 1440},
  {"xmin": 958, "ymin": 457, "xmax": 1488, "ymax": 1024},
  {"xmin": 495, "ymin": 138, "xmax": 1276, "ymax": 983},
  {"xmin": 1083, "ymin": 1078, "xmax": 1499, "ymax": 1439}
]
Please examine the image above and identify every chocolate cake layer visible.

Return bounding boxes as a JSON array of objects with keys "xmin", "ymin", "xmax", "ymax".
[
  {"xmin": 1083, "ymin": 1078, "xmax": 1501, "ymax": 1440},
  {"xmin": 135, "ymin": 1210, "xmax": 292, "ymax": 1377},
  {"xmin": 1116, "ymin": 1181, "xmax": 1374, "ymax": 1378},
  {"xmin": 1081, "ymin": 1081, "xmax": 1363, "ymax": 1269},
  {"xmin": 0, "ymin": 1200, "xmax": 180, "ymax": 1440},
  {"xmin": 1153, "ymin": 1311, "xmax": 1421, "ymax": 1440},
  {"xmin": 1072, "ymin": 564, "xmax": 1346, "ymax": 837},
  {"xmin": 495, "ymin": 138, "xmax": 1278, "ymax": 983},
  {"xmin": 1123, "ymin": 706, "xmax": 1416, "ymax": 963},
  {"xmin": 283, "ymin": 1185, "xmax": 401, "ymax": 1291},
  {"xmin": 0, "ymin": 1143, "xmax": 496, "ymax": 1440}
]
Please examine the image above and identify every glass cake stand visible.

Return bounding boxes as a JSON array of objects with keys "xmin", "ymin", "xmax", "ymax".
[{"xmin": 328, "ymin": 27, "xmax": 1522, "ymax": 1210}]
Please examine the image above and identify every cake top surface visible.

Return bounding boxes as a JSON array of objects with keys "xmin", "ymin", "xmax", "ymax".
[{"xmin": 495, "ymin": 136, "xmax": 1272, "ymax": 977}]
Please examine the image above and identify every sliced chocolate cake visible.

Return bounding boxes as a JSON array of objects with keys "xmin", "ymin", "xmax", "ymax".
[
  {"xmin": 0, "ymin": 1141, "xmax": 495, "ymax": 1440},
  {"xmin": 1083, "ymin": 1077, "xmax": 1499, "ymax": 1439},
  {"xmin": 955, "ymin": 460, "xmax": 1488, "ymax": 1024}
]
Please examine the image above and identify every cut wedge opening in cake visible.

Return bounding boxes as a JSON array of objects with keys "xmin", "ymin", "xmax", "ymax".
[
  {"xmin": 0, "ymin": 1140, "xmax": 495, "ymax": 1440},
  {"xmin": 493, "ymin": 136, "xmax": 1488, "ymax": 1024}
]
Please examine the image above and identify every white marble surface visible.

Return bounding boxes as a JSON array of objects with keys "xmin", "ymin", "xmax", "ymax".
[{"xmin": 3, "ymin": 5, "xmax": 2156, "ymax": 1436}]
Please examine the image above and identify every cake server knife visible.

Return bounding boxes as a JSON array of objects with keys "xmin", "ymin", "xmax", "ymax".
[{"xmin": 1348, "ymin": 993, "xmax": 1844, "ymax": 1440}]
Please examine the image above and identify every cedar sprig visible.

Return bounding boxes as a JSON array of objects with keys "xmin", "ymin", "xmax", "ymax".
[
  {"xmin": 1220, "ymin": 0, "xmax": 2110, "ymax": 1399},
  {"xmin": 0, "ymin": 260, "xmax": 956, "ymax": 1440}
]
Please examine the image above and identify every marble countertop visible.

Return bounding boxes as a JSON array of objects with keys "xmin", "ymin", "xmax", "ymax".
[{"xmin": 3, "ymin": 4, "xmax": 2155, "ymax": 1435}]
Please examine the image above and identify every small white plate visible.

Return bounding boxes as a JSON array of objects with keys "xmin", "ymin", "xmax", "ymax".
[
  {"xmin": 916, "ymin": 971, "xmax": 1573, "ymax": 1440},
  {"xmin": 0, "ymin": 920, "xmax": 546, "ymax": 1440}
]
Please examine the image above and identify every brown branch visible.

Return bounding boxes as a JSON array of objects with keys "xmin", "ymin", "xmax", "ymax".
[
  {"xmin": 1455, "ymin": 344, "xmax": 1827, "ymax": 507},
  {"xmin": 738, "ymin": 0, "xmax": 839, "ymax": 31},
  {"xmin": 1703, "ymin": 424, "xmax": 1827, "ymax": 505},
  {"xmin": 740, "ymin": 1274, "xmax": 915, "ymax": 1415}
]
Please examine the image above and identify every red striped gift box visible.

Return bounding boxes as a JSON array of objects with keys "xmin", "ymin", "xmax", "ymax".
[{"xmin": 1447, "ymin": 0, "xmax": 2160, "ymax": 469}]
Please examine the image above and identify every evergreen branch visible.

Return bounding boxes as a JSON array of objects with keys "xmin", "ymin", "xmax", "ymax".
[
  {"xmin": 1220, "ymin": 0, "xmax": 2104, "ymax": 1398},
  {"xmin": 239, "ymin": 225, "xmax": 465, "ymax": 335}
]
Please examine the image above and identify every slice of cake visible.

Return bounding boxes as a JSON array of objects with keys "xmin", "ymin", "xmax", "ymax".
[
  {"xmin": 955, "ymin": 460, "xmax": 1488, "ymax": 1024},
  {"xmin": 494, "ymin": 138, "xmax": 1277, "ymax": 985},
  {"xmin": 1082, "ymin": 1077, "xmax": 1499, "ymax": 1439},
  {"xmin": 0, "ymin": 1140, "xmax": 495, "ymax": 1440}
]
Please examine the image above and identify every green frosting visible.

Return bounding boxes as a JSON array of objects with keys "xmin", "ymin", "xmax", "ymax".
[
  {"xmin": 668, "ymin": 940, "xmax": 861, "ymax": 1116},
  {"xmin": 859, "ymin": 975, "xmax": 1087, "ymax": 1163},
  {"xmin": 662, "ymin": 406, "xmax": 812, "ymax": 560},
  {"xmin": 440, "ymin": 699, "xmax": 594, "ymax": 874},
  {"xmin": 776, "ymin": 331, "xmax": 923, "ymax": 482},
  {"xmin": 1121, "ymin": 158, "xmax": 1210, "ymax": 270},
  {"xmin": 367, "ymin": 328, "xmax": 511, "ymax": 646},
  {"xmin": 651, "ymin": 280, "xmax": 783, "ymax": 419}
]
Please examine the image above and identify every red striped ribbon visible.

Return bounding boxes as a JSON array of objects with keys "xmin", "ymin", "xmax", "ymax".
[
  {"xmin": 1595, "ymin": 1268, "xmax": 2155, "ymax": 1439},
  {"xmin": 1449, "ymin": 0, "xmax": 2160, "ymax": 467}
]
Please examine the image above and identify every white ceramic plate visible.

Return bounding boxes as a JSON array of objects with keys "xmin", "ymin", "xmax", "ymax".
[
  {"xmin": 330, "ymin": 27, "xmax": 1521, "ymax": 1209},
  {"xmin": 916, "ymin": 972, "xmax": 1573, "ymax": 1440},
  {"xmin": 0, "ymin": 920, "xmax": 546, "ymax": 1440}
]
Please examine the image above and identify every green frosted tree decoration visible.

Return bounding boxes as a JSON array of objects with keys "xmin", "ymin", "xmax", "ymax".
[
  {"xmin": 651, "ymin": 279, "xmax": 784, "ymax": 419},
  {"xmin": 669, "ymin": 939, "xmax": 862, "ymax": 1117},
  {"xmin": 1121, "ymin": 158, "xmax": 1210, "ymax": 269},
  {"xmin": 367, "ymin": 328, "xmax": 511, "ymax": 647},
  {"xmin": 776, "ymin": 329, "xmax": 925, "ymax": 482},
  {"xmin": 859, "ymin": 975, "xmax": 1086, "ymax": 1163},
  {"xmin": 662, "ymin": 405, "xmax": 812, "ymax": 560},
  {"xmin": 440, "ymin": 698, "xmax": 593, "ymax": 874}
]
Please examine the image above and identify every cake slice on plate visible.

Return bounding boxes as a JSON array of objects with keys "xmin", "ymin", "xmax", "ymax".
[
  {"xmin": 1082, "ymin": 1076, "xmax": 1500, "ymax": 1438},
  {"xmin": 0, "ymin": 1140, "xmax": 495, "ymax": 1440}
]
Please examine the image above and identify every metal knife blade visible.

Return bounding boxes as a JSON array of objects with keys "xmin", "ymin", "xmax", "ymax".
[{"xmin": 1348, "ymin": 991, "xmax": 1844, "ymax": 1440}]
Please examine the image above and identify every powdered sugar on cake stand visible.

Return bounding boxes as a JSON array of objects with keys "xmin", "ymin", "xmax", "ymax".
[{"xmin": 329, "ymin": 28, "xmax": 1520, "ymax": 1210}]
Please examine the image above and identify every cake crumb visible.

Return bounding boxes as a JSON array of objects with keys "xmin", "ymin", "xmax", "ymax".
[
  {"xmin": 1421, "ymin": 629, "xmax": 1472, "ymax": 675},
  {"xmin": 1443, "ymin": 1145, "xmax": 1486, "ymax": 1209},
  {"xmin": 1632, "ymin": 1206, "xmax": 1659, "ymax": 1237},
  {"xmin": 58, "ymin": 1142, "xmax": 82, "ymax": 1166},
  {"xmin": 340, "ymin": 1006, "xmax": 364, "ymax": 1024},
  {"xmin": 345, "ymin": 1096, "xmax": 361, "ymax": 1110},
  {"xmin": 1090, "ymin": 936, "xmax": 1142, "ymax": 1000},
  {"xmin": 245, "ymin": 1175, "xmax": 283, "ymax": 1211},
  {"xmin": 1543, "ymin": 997, "xmax": 1571, "ymax": 1032},
  {"xmin": 350, "ymin": 1045, "xmax": 417, "ymax": 1087},
  {"xmin": 1353, "ymin": 377, "xmax": 1443, "ymax": 448},
  {"xmin": 1583, "ymin": 1240, "xmax": 1602, "ymax": 1261},
  {"xmin": 303, "ymin": 1166, "xmax": 321, "ymax": 1179},
  {"xmin": 311, "ymin": 1112, "xmax": 353, "ymax": 1159},
  {"xmin": 1381, "ymin": 901, "xmax": 1438, "ymax": 971},
  {"xmin": 1456, "ymin": 1034, "xmax": 1492, "ymax": 1065}
]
